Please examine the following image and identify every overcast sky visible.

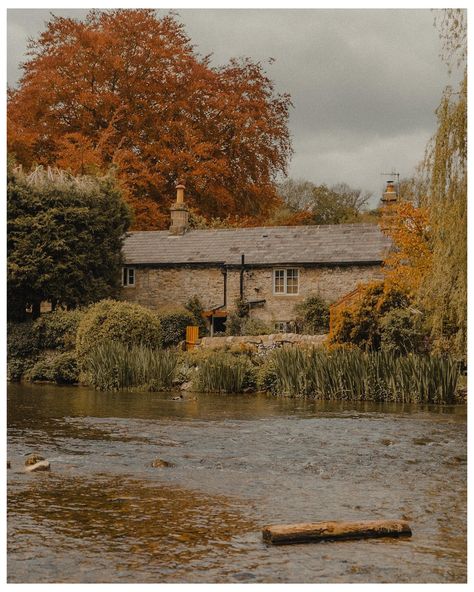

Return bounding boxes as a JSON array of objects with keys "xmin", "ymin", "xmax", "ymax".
[{"xmin": 7, "ymin": 8, "xmax": 456, "ymax": 205}]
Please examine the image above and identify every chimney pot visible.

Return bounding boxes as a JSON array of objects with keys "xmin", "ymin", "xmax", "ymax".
[
  {"xmin": 176, "ymin": 183, "xmax": 185, "ymax": 204},
  {"xmin": 381, "ymin": 180, "xmax": 397, "ymax": 205}
]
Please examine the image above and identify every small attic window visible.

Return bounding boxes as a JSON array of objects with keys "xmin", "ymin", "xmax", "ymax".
[{"xmin": 122, "ymin": 266, "xmax": 135, "ymax": 287}]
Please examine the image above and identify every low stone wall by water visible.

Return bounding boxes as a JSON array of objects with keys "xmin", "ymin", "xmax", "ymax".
[{"xmin": 197, "ymin": 333, "xmax": 327, "ymax": 352}]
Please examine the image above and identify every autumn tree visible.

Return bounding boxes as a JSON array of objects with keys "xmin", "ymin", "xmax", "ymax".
[
  {"xmin": 381, "ymin": 200, "xmax": 432, "ymax": 297},
  {"xmin": 7, "ymin": 9, "xmax": 292, "ymax": 230},
  {"xmin": 7, "ymin": 165, "xmax": 131, "ymax": 321}
]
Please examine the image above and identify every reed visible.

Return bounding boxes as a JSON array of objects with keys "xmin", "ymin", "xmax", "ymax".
[
  {"xmin": 194, "ymin": 351, "xmax": 255, "ymax": 393},
  {"xmin": 262, "ymin": 347, "xmax": 460, "ymax": 404},
  {"xmin": 83, "ymin": 341, "xmax": 177, "ymax": 391}
]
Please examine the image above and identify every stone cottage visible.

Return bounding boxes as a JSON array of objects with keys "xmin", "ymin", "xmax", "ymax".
[{"xmin": 121, "ymin": 184, "xmax": 393, "ymax": 334}]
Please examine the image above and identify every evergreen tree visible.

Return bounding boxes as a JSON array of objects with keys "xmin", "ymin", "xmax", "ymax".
[{"xmin": 7, "ymin": 164, "xmax": 132, "ymax": 320}]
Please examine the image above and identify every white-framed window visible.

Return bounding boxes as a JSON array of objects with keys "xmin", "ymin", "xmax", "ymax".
[
  {"xmin": 273, "ymin": 268, "xmax": 299, "ymax": 295},
  {"xmin": 122, "ymin": 266, "xmax": 136, "ymax": 287}
]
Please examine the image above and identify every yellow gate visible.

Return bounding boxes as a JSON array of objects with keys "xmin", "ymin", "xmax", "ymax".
[{"xmin": 185, "ymin": 325, "xmax": 199, "ymax": 351}]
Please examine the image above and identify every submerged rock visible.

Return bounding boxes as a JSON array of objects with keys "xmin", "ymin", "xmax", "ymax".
[
  {"xmin": 25, "ymin": 460, "xmax": 50, "ymax": 472},
  {"xmin": 412, "ymin": 437, "xmax": 435, "ymax": 446},
  {"xmin": 25, "ymin": 454, "xmax": 45, "ymax": 466},
  {"xmin": 151, "ymin": 458, "xmax": 175, "ymax": 468}
]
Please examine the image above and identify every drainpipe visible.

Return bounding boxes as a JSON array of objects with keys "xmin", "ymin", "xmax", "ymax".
[
  {"xmin": 221, "ymin": 267, "xmax": 227, "ymax": 308},
  {"xmin": 240, "ymin": 254, "xmax": 245, "ymax": 301}
]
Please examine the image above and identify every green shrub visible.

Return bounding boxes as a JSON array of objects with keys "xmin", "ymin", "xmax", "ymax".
[
  {"xmin": 76, "ymin": 300, "xmax": 163, "ymax": 362},
  {"xmin": 225, "ymin": 299, "xmax": 250, "ymax": 336},
  {"xmin": 193, "ymin": 351, "xmax": 257, "ymax": 393},
  {"xmin": 83, "ymin": 341, "xmax": 177, "ymax": 391},
  {"xmin": 294, "ymin": 295, "xmax": 329, "ymax": 334},
  {"xmin": 257, "ymin": 354, "xmax": 279, "ymax": 393},
  {"xmin": 33, "ymin": 308, "xmax": 85, "ymax": 350},
  {"xmin": 329, "ymin": 281, "xmax": 412, "ymax": 350},
  {"xmin": 26, "ymin": 357, "xmax": 56, "ymax": 382},
  {"xmin": 7, "ymin": 321, "xmax": 40, "ymax": 381},
  {"xmin": 225, "ymin": 311, "xmax": 243, "ymax": 336},
  {"xmin": 185, "ymin": 296, "xmax": 208, "ymax": 336},
  {"xmin": 7, "ymin": 357, "xmax": 34, "ymax": 382},
  {"xmin": 7, "ymin": 321, "xmax": 40, "ymax": 359},
  {"xmin": 51, "ymin": 351, "xmax": 79, "ymax": 384},
  {"xmin": 26, "ymin": 351, "xmax": 79, "ymax": 384},
  {"xmin": 380, "ymin": 308, "xmax": 426, "ymax": 354},
  {"xmin": 159, "ymin": 309, "xmax": 195, "ymax": 348},
  {"xmin": 241, "ymin": 318, "xmax": 272, "ymax": 336}
]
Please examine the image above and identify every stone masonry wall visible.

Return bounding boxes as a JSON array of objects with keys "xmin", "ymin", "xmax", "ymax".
[
  {"xmin": 239, "ymin": 265, "xmax": 384, "ymax": 324},
  {"xmin": 121, "ymin": 264, "xmax": 383, "ymax": 323},
  {"xmin": 121, "ymin": 266, "xmax": 225, "ymax": 311}
]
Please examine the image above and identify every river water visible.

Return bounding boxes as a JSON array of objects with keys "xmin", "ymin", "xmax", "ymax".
[{"xmin": 7, "ymin": 383, "xmax": 467, "ymax": 583}]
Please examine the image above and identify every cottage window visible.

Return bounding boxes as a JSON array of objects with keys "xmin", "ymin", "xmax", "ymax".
[
  {"xmin": 122, "ymin": 266, "xmax": 135, "ymax": 287},
  {"xmin": 273, "ymin": 268, "xmax": 299, "ymax": 295}
]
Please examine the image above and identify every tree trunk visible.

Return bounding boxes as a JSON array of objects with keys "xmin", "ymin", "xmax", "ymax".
[{"xmin": 31, "ymin": 300, "xmax": 41, "ymax": 320}]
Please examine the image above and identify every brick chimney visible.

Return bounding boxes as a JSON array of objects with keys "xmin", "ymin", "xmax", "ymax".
[
  {"xmin": 381, "ymin": 180, "xmax": 398, "ymax": 205},
  {"xmin": 379, "ymin": 180, "xmax": 398, "ymax": 233},
  {"xmin": 169, "ymin": 183, "xmax": 189, "ymax": 235}
]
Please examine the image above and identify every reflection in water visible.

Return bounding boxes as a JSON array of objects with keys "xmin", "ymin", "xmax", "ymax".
[
  {"xmin": 7, "ymin": 383, "xmax": 467, "ymax": 583},
  {"xmin": 8, "ymin": 475, "xmax": 256, "ymax": 583}
]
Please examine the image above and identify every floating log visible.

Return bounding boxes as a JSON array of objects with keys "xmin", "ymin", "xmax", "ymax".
[{"xmin": 262, "ymin": 519, "xmax": 412, "ymax": 545}]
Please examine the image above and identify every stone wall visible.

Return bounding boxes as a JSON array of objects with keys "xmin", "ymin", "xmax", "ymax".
[
  {"xmin": 197, "ymin": 333, "xmax": 327, "ymax": 352},
  {"xmin": 122, "ymin": 266, "xmax": 225, "ymax": 311},
  {"xmin": 121, "ymin": 263, "xmax": 383, "ymax": 325},
  {"xmin": 240, "ymin": 265, "xmax": 383, "ymax": 324}
]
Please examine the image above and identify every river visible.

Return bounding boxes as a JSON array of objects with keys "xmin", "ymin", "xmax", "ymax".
[{"xmin": 7, "ymin": 382, "xmax": 467, "ymax": 583}]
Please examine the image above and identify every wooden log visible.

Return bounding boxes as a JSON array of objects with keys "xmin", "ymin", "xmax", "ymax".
[{"xmin": 262, "ymin": 519, "xmax": 412, "ymax": 545}]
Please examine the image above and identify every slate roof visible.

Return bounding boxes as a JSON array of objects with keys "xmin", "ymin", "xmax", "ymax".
[{"xmin": 122, "ymin": 223, "xmax": 392, "ymax": 267}]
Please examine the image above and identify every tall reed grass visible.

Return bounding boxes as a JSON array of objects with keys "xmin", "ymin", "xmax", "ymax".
[
  {"xmin": 83, "ymin": 341, "xmax": 177, "ymax": 391},
  {"xmin": 193, "ymin": 351, "xmax": 255, "ymax": 393},
  {"xmin": 261, "ymin": 348, "xmax": 460, "ymax": 404}
]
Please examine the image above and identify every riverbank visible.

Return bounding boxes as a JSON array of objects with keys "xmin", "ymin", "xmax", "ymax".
[
  {"xmin": 67, "ymin": 344, "xmax": 467, "ymax": 405},
  {"xmin": 9, "ymin": 343, "xmax": 466, "ymax": 405},
  {"xmin": 7, "ymin": 307, "xmax": 465, "ymax": 404}
]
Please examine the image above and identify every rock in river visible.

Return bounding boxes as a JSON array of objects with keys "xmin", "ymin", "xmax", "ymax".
[
  {"xmin": 25, "ymin": 460, "xmax": 51, "ymax": 473},
  {"xmin": 151, "ymin": 458, "xmax": 175, "ymax": 468},
  {"xmin": 25, "ymin": 453, "xmax": 45, "ymax": 466}
]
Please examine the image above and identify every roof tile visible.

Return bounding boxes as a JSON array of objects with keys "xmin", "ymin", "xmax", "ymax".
[{"xmin": 122, "ymin": 224, "xmax": 392, "ymax": 266}]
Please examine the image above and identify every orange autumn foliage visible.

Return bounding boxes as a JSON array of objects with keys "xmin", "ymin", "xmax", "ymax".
[
  {"xmin": 380, "ymin": 201, "xmax": 432, "ymax": 296},
  {"xmin": 328, "ymin": 201, "xmax": 432, "ymax": 349},
  {"xmin": 7, "ymin": 9, "xmax": 292, "ymax": 230}
]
